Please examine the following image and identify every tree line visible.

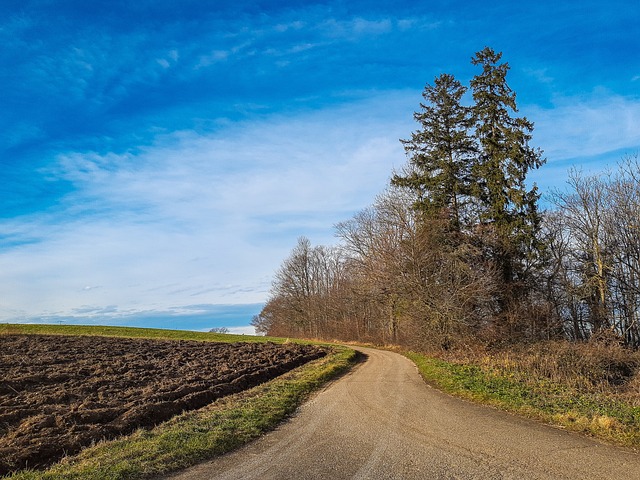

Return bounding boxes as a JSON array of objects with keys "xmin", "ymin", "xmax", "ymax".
[{"xmin": 253, "ymin": 47, "xmax": 640, "ymax": 350}]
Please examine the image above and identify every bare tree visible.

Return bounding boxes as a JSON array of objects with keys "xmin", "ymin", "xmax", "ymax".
[
  {"xmin": 337, "ymin": 188, "xmax": 498, "ymax": 349},
  {"xmin": 547, "ymin": 157, "xmax": 640, "ymax": 346},
  {"xmin": 604, "ymin": 156, "xmax": 640, "ymax": 345},
  {"xmin": 551, "ymin": 169, "xmax": 612, "ymax": 332}
]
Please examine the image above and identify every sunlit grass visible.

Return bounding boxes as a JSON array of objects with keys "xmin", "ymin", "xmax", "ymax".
[{"xmin": 405, "ymin": 350, "xmax": 640, "ymax": 447}]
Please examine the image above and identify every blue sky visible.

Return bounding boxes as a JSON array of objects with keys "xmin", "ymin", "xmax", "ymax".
[{"xmin": 1, "ymin": 1, "xmax": 639, "ymax": 333}]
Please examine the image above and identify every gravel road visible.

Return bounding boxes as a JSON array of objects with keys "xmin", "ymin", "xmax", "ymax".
[{"xmin": 164, "ymin": 347, "xmax": 640, "ymax": 479}]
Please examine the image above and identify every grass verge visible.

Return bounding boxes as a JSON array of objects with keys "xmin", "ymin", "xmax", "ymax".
[
  {"xmin": 405, "ymin": 350, "xmax": 640, "ymax": 448},
  {"xmin": 2, "ymin": 324, "xmax": 357, "ymax": 479}
]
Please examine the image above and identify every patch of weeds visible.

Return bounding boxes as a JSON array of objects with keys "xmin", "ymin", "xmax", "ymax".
[{"xmin": 405, "ymin": 350, "xmax": 640, "ymax": 448}]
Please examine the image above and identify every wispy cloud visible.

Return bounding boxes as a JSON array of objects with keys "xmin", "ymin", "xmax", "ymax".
[
  {"xmin": 525, "ymin": 93, "xmax": 640, "ymax": 163},
  {"xmin": 0, "ymin": 91, "xmax": 413, "ymax": 322},
  {"xmin": 320, "ymin": 17, "xmax": 394, "ymax": 39}
]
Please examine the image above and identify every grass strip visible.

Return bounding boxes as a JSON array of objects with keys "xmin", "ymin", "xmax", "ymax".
[
  {"xmin": 2, "ymin": 325, "xmax": 357, "ymax": 479},
  {"xmin": 405, "ymin": 351, "xmax": 640, "ymax": 448},
  {"xmin": 0, "ymin": 323, "xmax": 280, "ymax": 344}
]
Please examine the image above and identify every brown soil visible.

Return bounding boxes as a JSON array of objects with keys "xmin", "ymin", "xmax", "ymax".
[{"xmin": 0, "ymin": 334, "xmax": 326, "ymax": 476}]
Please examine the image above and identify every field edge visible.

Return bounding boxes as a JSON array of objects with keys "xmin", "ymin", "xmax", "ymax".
[{"xmin": 1, "ymin": 324, "xmax": 358, "ymax": 480}]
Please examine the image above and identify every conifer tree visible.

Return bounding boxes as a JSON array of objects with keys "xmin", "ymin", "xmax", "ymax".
[
  {"xmin": 392, "ymin": 73, "xmax": 476, "ymax": 231},
  {"xmin": 469, "ymin": 47, "xmax": 545, "ymax": 290}
]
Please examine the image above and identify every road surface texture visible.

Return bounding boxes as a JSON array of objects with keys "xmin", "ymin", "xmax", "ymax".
[{"xmin": 164, "ymin": 347, "xmax": 640, "ymax": 479}]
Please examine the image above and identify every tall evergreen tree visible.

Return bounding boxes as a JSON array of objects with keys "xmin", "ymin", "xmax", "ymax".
[
  {"xmin": 392, "ymin": 73, "xmax": 476, "ymax": 231},
  {"xmin": 469, "ymin": 47, "xmax": 545, "ymax": 290}
]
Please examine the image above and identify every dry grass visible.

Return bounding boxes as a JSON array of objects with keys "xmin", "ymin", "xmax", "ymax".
[
  {"xmin": 440, "ymin": 339, "xmax": 640, "ymax": 396},
  {"xmin": 407, "ymin": 338, "xmax": 640, "ymax": 446}
]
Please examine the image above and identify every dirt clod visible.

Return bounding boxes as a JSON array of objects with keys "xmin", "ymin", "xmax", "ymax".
[{"xmin": 0, "ymin": 334, "xmax": 326, "ymax": 476}]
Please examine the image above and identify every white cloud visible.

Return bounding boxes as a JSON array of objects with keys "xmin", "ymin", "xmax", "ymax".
[
  {"xmin": 274, "ymin": 21, "xmax": 305, "ymax": 33},
  {"xmin": 522, "ymin": 67, "xmax": 554, "ymax": 85},
  {"xmin": 0, "ymin": 92, "xmax": 413, "ymax": 322},
  {"xmin": 227, "ymin": 326, "xmax": 257, "ymax": 335},
  {"xmin": 352, "ymin": 18, "xmax": 393, "ymax": 35},
  {"xmin": 197, "ymin": 49, "xmax": 230, "ymax": 67},
  {"xmin": 523, "ymin": 92, "xmax": 640, "ymax": 163},
  {"xmin": 321, "ymin": 17, "xmax": 399, "ymax": 40}
]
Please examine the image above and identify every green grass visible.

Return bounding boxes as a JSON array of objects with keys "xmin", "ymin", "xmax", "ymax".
[
  {"xmin": 405, "ymin": 351, "xmax": 640, "ymax": 447},
  {"xmin": 0, "ymin": 323, "xmax": 280, "ymax": 343},
  {"xmin": 1, "ymin": 324, "xmax": 357, "ymax": 479}
]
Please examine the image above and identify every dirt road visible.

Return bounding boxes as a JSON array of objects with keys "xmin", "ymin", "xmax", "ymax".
[{"xmin": 164, "ymin": 347, "xmax": 640, "ymax": 479}]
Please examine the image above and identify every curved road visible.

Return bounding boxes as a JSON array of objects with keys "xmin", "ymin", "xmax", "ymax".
[{"xmin": 165, "ymin": 347, "xmax": 640, "ymax": 479}]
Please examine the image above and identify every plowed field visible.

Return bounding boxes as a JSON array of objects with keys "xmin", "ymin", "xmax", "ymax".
[{"xmin": 0, "ymin": 334, "xmax": 326, "ymax": 476}]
